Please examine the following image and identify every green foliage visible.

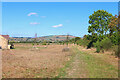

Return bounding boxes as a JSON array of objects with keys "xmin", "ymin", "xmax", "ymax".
[
  {"xmin": 66, "ymin": 42, "xmax": 68, "ymax": 46},
  {"xmin": 42, "ymin": 41, "xmax": 47, "ymax": 45},
  {"xmin": 110, "ymin": 32, "xmax": 119, "ymax": 45},
  {"xmin": 108, "ymin": 15, "xmax": 118, "ymax": 36},
  {"xmin": 93, "ymin": 37, "xmax": 112, "ymax": 53},
  {"xmin": 87, "ymin": 10, "xmax": 118, "ymax": 54},
  {"xmin": 69, "ymin": 38, "xmax": 75, "ymax": 43},
  {"xmin": 42, "ymin": 43, "xmax": 47, "ymax": 45},
  {"xmin": 87, "ymin": 41, "xmax": 94, "ymax": 49},
  {"xmin": 59, "ymin": 41, "xmax": 62, "ymax": 45},
  {"xmin": 32, "ymin": 43, "xmax": 34, "ymax": 46},
  {"xmin": 74, "ymin": 37, "xmax": 81, "ymax": 42},
  {"xmin": 37, "ymin": 43, "xmax": 39, "ymax": 45},
  {"xmin": 112, "ymin": 45, "xmax": 119, "ymax": 57},
  {"xmin": 93, "ymin": 40, "xmax": 100, "ymax": 53},
  {"xmin": 76, "ymin": 38, "xmax": 90, "ymax": 47},
  {"xmin": 86, "ymin": 34, "xmax": 97, "ymax": 49},
  {"xmin": 88, "ymin": 10, "xmax": 113, "ymax": 39},
  {"xmin": 76, "ymin": 40, "xmax": 81, "ymax": 45},
  {"xmin": 100, "ymin": 37, "xmax": 112, "ymax": 51},
  {"xmin": 47, "ymin": 42, "xmax": 50, "ymax": 45}
]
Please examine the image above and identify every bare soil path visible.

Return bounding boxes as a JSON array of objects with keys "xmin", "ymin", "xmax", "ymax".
[
  {"xmin": 63, "ymin": 48, "xmax": 88, "ymax": 78},
  {"xmin": 60, "ymin": 45, "xmax": 118, "ymax": 78}
]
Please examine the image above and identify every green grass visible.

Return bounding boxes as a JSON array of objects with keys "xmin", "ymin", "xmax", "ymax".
[
  {"xmin": 55, "ymin": 48, "xmax": 77, "ymax": 78},
  {"xmin": 55, "ymin": 46, "xmax": 118, "ymax": 78},
  {"xmin": 73, "ymin": 46, "xmax": 118, "ymax": 78}
]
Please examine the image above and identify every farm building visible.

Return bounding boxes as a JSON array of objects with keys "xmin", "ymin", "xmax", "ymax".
[{"xmin": 0, "ymin": 35, "xmax": 9, "ymax": 49}]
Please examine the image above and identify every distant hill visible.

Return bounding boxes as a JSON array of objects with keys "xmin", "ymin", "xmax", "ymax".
[{"xmin": 9, "ymin": 35, "xmax": 76, "ymax": 42}]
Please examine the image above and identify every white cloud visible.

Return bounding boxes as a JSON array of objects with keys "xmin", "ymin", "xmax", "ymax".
[
  {"xmin": 28, "ymin": 12, "xmax": 38, "ymax": 16},
  {"xmin": 30, "ymin": 22, "xmax": 40, "ymax": 25},
  {"xmin": 52, "ymin": 24, "xmax": 63, "ymax": 28}
]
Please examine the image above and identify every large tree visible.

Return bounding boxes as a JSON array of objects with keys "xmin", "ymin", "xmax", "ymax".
[{"xmin": 88, "ymin": 10, "xmax": 113, "ymax": 39}]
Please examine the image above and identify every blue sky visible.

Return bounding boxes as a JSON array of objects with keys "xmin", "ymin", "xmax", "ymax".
[{"xmin": 2, "ymin": 2, "xmax": 118, "ymax": 37}]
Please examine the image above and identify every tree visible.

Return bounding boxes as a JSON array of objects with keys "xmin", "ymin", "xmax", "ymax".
[
  {"xmin": 108, "ymin": 14, "xmax": 120, "ymax": 45},
  {"xmin": 108, "ymin": 13, "xmax": 120, "ymax": 57},
  {"xmin": 74, "ymin": 37, "xmax": 81, "ymax": 42},
  {"xmin": 88, "ymin": 10, "xmax": 113, "ymax": 38},
  {"xmin": 66, "ymin": 34, "xmax": 69, "ymax": 47},
  {"xmin": 86, "ymin": 33, "xmax": 98, "ymax": 49},
  {"xmin": 88, "ymin": 10, "xmax": 113, "ymax": 52},
  {"xmin": 108, "ymin": 15, "xmax": 118, "ymax": 36}
]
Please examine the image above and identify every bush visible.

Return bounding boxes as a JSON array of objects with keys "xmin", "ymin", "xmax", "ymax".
[
  {"xmin": 93, "ymin": 37, "xmax": 113, "ymax": 53},
  {"xmin": 66, "ymin": 42, "xmax": 69, "ymax": 46},
  {"xmin": 32, "ymin": 43, "xmax": 34, "ymax": 46},
  {"xmin": 82, "ymin": 39, "xmax": 90, "ymax": 47},
  {"xmin": 100, "ymin": 37, "xmax": 112, "ymax": 51},
  {"xmin": 112, "ymin": 45, "xmax": 119, "ymax": 57},
  {"xmin": 87, "ymin": 41, "xmax": 94, "ymax": 49},
  {"xmin": 76, "ymin": 40, "xmax": 80, "ymax": 45},
  {"xmin": 42, "ymin": 41, "xmax": 47, "ymax": 45},
  {"xmin": 93, "ymin": 40, "xmax": 100, "ymax": 53},
  {"xmin": 37, "ymin": 43, "xmax": 39, "ymax": 45},
  {"xmin": 48, "ymin": 43, "xmax": 50, "ymax": 45},
  {"xmin": 42, "ymin": 43, "xmax": 47, "ymax": 45}
]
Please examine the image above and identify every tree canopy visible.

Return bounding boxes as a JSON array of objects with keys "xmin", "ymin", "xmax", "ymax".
[{"xmin": 88, "ymin": 10, "xmax": 113, "ymax": 37}]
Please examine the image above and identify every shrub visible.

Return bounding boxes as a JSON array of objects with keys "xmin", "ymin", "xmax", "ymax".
[
  {"xmin": 48, "ymin": 43, "xmax": 50, "ymax": 45},
  {"xmin": 75, "ymin": 37, "xmax": 81, "ymax": 42},
  {"xmin": 66, "ymin": 42, "xmax": 69, "ymax": 46},
  {"xmin": 42, "ymin": 41, "xmax": 47, "ymax": 45},
  {"xmin": 32, "ymin": 43, "xmax": 34, "ymax": 46},
  {"xmin": 76, "ymin": 40, "xmax": 80, "ymax": 45},
  {"xmin": 37, "ymin": 43, "xmax": 39, "ymax": 45},
  {"xmin": 100, "ymin": 37, "xmax": 112, "ymax": 51},
  {"xmin": 42, "ymin": 43, "xmax": 47, "ymax": 45},
  {"xmin": 93, "ymin": 40, "xmax": 100, "ymax": 53},
  {"xmin": 112, "ymin": 45, "xmax": 119, "ymax": 57},
  {"xmin": 87, "ymin": 41, "xmax": 94, "ymax": 49},
  {"xmin": 93, "ymin": 37, "xmax": 113, "ymax": 53},
  {"xmin": 75, "ymin": 39, "xmax": 89, "ymax": 47}
]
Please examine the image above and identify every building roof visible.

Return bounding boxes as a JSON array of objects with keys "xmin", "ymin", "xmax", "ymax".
[{"xmin": 1, "ymin": 35, "xmax": 9, "ymax": 40}]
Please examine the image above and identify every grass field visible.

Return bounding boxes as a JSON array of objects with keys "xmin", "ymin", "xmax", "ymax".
[{"xmin": 2, "ymin": 43, "xmax": 118, "ymax": 78}]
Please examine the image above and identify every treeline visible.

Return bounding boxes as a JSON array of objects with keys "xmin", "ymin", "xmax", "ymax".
[
  {"xmin": 9, "ymin": 40, "xmax": 67, "ymax": 45},
  {"xmin": 69, "ymin": 10, "xmax": 120, "ymax": 57}
]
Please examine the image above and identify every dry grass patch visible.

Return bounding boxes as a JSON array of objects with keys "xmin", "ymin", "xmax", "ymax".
[{"xmin": 2, "ymin": 43, "xmax": 72, "ymax": 78}]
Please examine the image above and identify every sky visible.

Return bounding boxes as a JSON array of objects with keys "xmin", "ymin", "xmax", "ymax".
[
  {"xmin": 1, "ymin": 0, "xmax": 120, "ymax": 2},
  {"xmin": 2, "ymin": 2, "xmax": 118, "ymax": 37}
]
